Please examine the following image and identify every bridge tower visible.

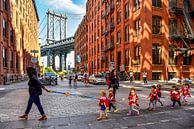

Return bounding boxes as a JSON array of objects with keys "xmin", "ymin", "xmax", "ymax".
[{"xmin": 46, "ymin": 10, "xmax": 67, "ymax": 70}]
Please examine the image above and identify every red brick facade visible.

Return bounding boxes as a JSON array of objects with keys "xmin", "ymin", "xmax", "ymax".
[
  {"xmin": 75, "ymin": 16, "xmax": 88, "ymax": 73},
  {"xmin": 75, "ymin": 0, "xmax": 194, "ymax": 80},
  {"xmin": 0, "ymin": 0, "xmax": 39, "ymax": 84}
]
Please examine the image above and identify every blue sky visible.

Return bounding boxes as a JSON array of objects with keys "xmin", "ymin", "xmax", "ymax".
[{"xmin": 37, "ymin": 0, "xmax": 86, "ymax": 69}]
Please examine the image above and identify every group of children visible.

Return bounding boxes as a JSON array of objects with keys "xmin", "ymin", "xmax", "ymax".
[{"xmin": 97, "ymin": 83, "xmax": 191, "ymax": 121}]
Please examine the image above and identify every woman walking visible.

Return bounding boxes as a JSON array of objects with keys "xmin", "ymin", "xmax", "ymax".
[
  {"xmin": 109, "ymin": 69, "xmax": 119, "ymax": 99},
  {"xmin": 19, "ymin": 67, "xmax": 50, "ymax": 121}
]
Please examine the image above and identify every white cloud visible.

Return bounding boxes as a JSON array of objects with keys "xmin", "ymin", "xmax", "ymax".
[{"xmin": 44, "ymin": 0, "xmax": 85, "ymax": 14}]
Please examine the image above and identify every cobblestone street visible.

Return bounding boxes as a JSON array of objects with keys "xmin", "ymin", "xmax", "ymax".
[{"xmin": 0, "ymin": 79, "xmax": 194, "ymax": 129}]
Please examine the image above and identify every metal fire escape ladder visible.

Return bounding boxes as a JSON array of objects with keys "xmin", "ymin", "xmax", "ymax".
[{"xmin": 183, "ymin": 0, "xmax": 194, "ymax": 39}]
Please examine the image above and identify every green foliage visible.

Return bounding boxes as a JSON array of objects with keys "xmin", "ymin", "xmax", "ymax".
[
  {"xmin": 41, "ymin": 67, "xmax": 57, "ymax": 75},
  {"xmin": 58, "ymin": 70, "xmax": 68, "ymax": 76}
]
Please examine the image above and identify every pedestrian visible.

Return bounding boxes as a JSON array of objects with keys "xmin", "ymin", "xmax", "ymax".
[
  {"xmin": 147, "ymin": 85, "xmax": 158, "ymax": 111},
  {"xmin": 74, "ymin": 72, "xmax": 78, "ymax": 87},
  {"xmin": 106, "ymin": 73, "xmax": 111, "ymax": 89},
  {"xmin": 110, "ymin": 69, "xmax": 119, "ymax": 99},
  {"xmin": 129, "ymin": 71, "xmax": 133, "ymax": 83},
  {"xmin": 107, "ymin": 88, "xmax": 118, "ymax": 113},
  {"xmin": 19, "ymin": 67, "xmax": 50, "ymax": 121},
  {"xmin": 142, "ymin": 71, "xmax": 147, "ymax": 84},
  {"xmin": 83, "ymin": 72, "xmax": 88, "ymax": 86},
  {"xmin": 69, "ymin": 75, "xmax": 73, "ymax": 88},
  {"xmin": 181, "ymin": 83, "xmax": 191, "ymax": 106},
  {"xmin": 97, "ymin": 90, "xmax": 108, "ymax": 121},
  {"xmin": 127, "ymin": 88, "xmax": 140, "ymax": 116},
  {"xmin": 156, "ymin": 84, "xmax": 164, "ymax": 106},
  {"xmin": 170, "ymin": 86, "xmax": 181, "ymax": 108}
]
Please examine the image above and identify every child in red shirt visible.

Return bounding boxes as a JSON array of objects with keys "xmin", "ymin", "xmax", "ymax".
[
  {"xmin": 156, "ymin": 84, "xmax": 163, "ymax": 106},
  {"xmin": 97, "ymin": 90, "xmax": 108, "ymax": 120},
  {"xmin": 181, "ymin": 84, "xmax": 191, "ymax": 105},
  {"xmin": 170, "ymin": 86, "xmax": 181, "ymax": 108},
  {"xmin": 107, "ymin": 88, "xmax": 118, "ymax": 113},
  {"xmin": 127, "ymin": 88, "xmax": 139, "ymax": 116},
  {"xmin": 147, "ymin": 86, "xmax": 158, "ymax": 111}
]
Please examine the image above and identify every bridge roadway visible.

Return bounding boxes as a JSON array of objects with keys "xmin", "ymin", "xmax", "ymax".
[{"xmin": 41, "ymin": 36, "xmax": 74, "ymax": 71}]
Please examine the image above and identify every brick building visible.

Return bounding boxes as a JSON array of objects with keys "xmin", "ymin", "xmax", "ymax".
[
  {"xmin": 75, "ymin": 0, "xmax": 194, "ymax": 80},
  {"xmin": 0, "ymin": 0, "xmax": 40, "ymax": 84},
  {"xmin": 75, "ymin": 16, "xmax": 88, "ymax": 73}
]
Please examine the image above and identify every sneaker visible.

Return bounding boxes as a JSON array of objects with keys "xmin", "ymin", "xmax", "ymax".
[
  {"xmin": 38, "ymin": 115, "xmax": 47, "ymax": 121},
  {"xmin": 19, "ymin": 114, "xmax": 28, "ymax": 120},
  {"xmin": 136, "ymin": 111, "xmax": 140, "ymax": 116},
  {"xmin": 107, "ymin": 110, "xmax": 111, "ymax": 113},
  {"xmin": 127, "ymin": 113, "xmax": 131, "ymax": 116},
  {"xmin": 114, "ymin": 109, "xmax": 118, "ymax": 113},
  {"xmin": 171, "ymin": 106, "xmax": 174, "ymax": 109},
  {"xmin": 147, "ymin": 108, "xmax": 151, "ymax": 111},
  {"xmin": 97, "ymin": 117, "xmax": 102, "ymax": 121},
  {"xmin": 151, "ymin": 108, "xmax": 155, "ymax": 111},
  {"xmin": 104, "ymin": 116, "xmax": 108, "ymax": 119}
]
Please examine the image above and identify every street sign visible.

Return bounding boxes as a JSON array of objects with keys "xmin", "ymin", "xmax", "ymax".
[
  {"xmin": 30, "ymin": 50, "xmax": 39, "ymax": 53},
  {"xmin": 31, "ymin": 57, "xmax": 38, "ymax": 63}
]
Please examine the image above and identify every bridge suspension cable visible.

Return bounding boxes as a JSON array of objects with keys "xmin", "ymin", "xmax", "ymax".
[{"xmin": 38, "ymin": 14, "xmax": 47, "ymax": 28}]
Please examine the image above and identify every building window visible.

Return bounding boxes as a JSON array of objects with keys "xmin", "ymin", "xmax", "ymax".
[
  {"xmin": 117, "ymin": 11, "xmax": 121, "ymax": 25},
  {"xmin": 3, "ymin": 0, "xmax": 8, "ymax": 10},
  {"xmin": 169, "ymin": 0, "xmax": 177, "ymax": 8},
  {"xmin": 111, "ymin": 51, "xmax": 114, "ymax": 62},
  {"xmin": 183, "ymin": 51, "xmax": 191, "ymax": 65},
  {"xmin": 117, "ymin": 31, "xmax": 121, "ymax": 44},
  {"xmin": 98, "ymin": 59, "xmax": 100, "ymax": 69},
  {"xmin": 125, "ymin": 26, "xmax": 129, "ymax": 41},
  {"xmin": 134, "ymin": 0, "xmax": 140, "ymax": 11},
  {"xmin": 169, "ymin": 19, "xmax": 177, "ymax": 36},
  {"xmin": 135, "ymin": 18, "xmax": 141, "ymax": 36},
  {"xmin": 3, "ymin": 19, "xmax": 7, "ymax": 38},
  {"xmin": 10, "ymin": 51, "xmax": 14, "ymax": 68},
  {"xmin": 3, "ymin": 48, "xmax": 7, "ymax": 67},
  {"xmin": 152, "ymin": 16, "xmax": 162, "ymax": 35},
  {"xmin": 16, "ymin": 54, "xmax": 19, "ymax": 69},
  {"xmin": 169, "ymin": 46, "xmax": 177, "ymax": 65},
  {"xmin": 152, "ymin": 0, "xmax": 161, "ymax": 7},
  {"xmin": 168, "ymin": 72, "xmax": 176, "ymax": 80},
  {"xmin": 152, "ymin": 72, "xmax": 161, "ymax": 80},
  {"xmin": 125, "ymin": 49, "xmax": 130, "ymax": 66},
  {"xmin": 152, "ymin": 44, "xmax": 162, "ymax": 64},
  {"xmin": 134, "ymin": 46, "xmax": 141, "ymax": 65},
  {"xmin": 10, "ymin": 28, "xmax": 14, "ymax": 43},
  {"xmin": 125, "ymin": 3, "xmax": 129, "ymax": 19},
  {"xmin": 134, "ymin": 72, "xmax": 140, "ymax": 80},
  {"xmin": 106, "ymin": 55, "xmax": 109, "ymax": 68}
]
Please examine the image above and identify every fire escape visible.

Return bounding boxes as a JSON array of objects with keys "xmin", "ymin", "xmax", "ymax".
[
  {"xmin": 169, "ymin": 0, "xmax": 194, "ymax": 52},
  {"xmin": 101, "ymin": 0, "xmax": 115, "ymax": 63}
]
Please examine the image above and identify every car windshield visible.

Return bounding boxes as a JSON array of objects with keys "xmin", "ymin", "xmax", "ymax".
[{"xmin": 45, "ymin": 72, "xmax": 55, "ymax": 76}]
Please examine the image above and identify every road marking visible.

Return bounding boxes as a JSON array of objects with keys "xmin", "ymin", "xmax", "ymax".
[
  {"xmin": 0, "ymin": 88, "xmax": 5, "ymax": 91},
  {"xmin": 137, "ymin": 122, "xmax": 155, "ymax": 126},
  {"xmin": 153, "ymin": 111, "xmax": 171, "ymax": 115},
  {"xmin": 161, "ymin": 119, "xmax": 170, "ymax": 122}
]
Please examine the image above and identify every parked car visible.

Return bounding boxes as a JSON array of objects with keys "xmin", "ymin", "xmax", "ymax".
[
  {"xmin": 78, "ymin": 74, "xmax": 83, "ymax": 81},
  {"xmin": 44, "ymin": 72, "xmax": 58, "ymax": 85},
  {"xmin": 182, "ymin": 79, "xmax": 192, "ymax": 84},
  {"xmin": 168, "ymin": 78, "xmax": 181, "ymax": 84},
  {"xmin": 89, "ymin": 74, "xmax": 106, "ymax": 85}
]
